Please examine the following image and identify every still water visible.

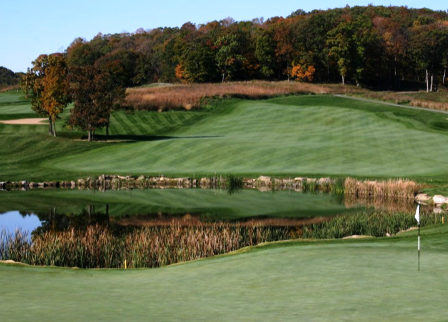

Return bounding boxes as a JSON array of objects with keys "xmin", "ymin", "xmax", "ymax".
[{"xmin": 0, "ymin": 187, "xmax": 417, "ymax": 234}]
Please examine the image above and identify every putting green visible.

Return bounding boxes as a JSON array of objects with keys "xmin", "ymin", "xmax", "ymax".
[{"xmin": 1, "ymin": 225, "xmax": 447, "ymax": 321}]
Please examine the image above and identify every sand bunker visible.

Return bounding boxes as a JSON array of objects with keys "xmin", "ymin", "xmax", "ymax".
[{"xmin": 0, "ymin": 118, "xmax": 47, "ymax": 125}]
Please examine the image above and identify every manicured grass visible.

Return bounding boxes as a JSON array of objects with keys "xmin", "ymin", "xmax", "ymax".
[
  {"xmin": 2, "ymin": 91, "xmax": 448, "ymax": 182},
  {"xmin": 49, "ymin": 95, "xmax": 448, "ymax": 180},
  {"xmin": 0, "ymin": 91, "xmax": 37, "ymax": 120},
  {"xmin": 1, "ymin": 224, "xmax": 447, "ymax": 321}
]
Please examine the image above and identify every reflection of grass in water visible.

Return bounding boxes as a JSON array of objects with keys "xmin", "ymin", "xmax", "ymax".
[
  {"xmin": 0, "ymin": 188, "xmax": 358, "ymax": 221},
  {"xmin": 344, "ymin": 194, "xmax": 416, "ymax": 213}
]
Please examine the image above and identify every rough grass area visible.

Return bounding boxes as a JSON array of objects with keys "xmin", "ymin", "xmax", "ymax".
[
  {"xmin": 1, "ymin": 224, "xmax": 447, "ymax": 321},
  {"xmin": 352, "ymin": 88, "xmax": 448, "ymax": 111},
  {"xmin": 125, "ymin": 81, "xmax": 333, "ymax": 111}
]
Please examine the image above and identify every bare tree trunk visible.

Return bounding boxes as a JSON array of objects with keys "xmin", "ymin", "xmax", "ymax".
[
  {"xmin": 426, "ymin": 69, "xmax": 429, "ymax": 93},
  {"xmin": 342, "ymin": 75, "xmax": 345, "ymax": 85},
  {"xmin": 53, "ymin": 121, "xmax": 57, "ymax": 137},
  {"xmin": 443, "ymin": 69, "xmax": 446, "ymax": 87},
  {"xmin": 48, "ymin": 117, "xmax": 52, "ymax": 135}
]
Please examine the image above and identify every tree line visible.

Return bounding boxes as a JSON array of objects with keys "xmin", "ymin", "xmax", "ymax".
[
  {"xmin": 21, "ymin": 54, "xmax": 125, "ymax": 140},
  {"xmin": 0, "ymin": 67, "xmax": 22, "ymax": 89},
  {"xmin": 64, "ymin": 5, "xmax": 448, "ymax": 90},
  {"xmin": 20, "ymin": 5, "xmax": 448, "ymax": 140}
]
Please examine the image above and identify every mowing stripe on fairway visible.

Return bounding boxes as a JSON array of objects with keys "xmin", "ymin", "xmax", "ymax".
[
  {"xmin": 43, "ymin": 96, "xmax": 448, "ymax": 178},
  {"xmin": 2, "ymin": 94, "xmax": 448, "ymax": 181}
]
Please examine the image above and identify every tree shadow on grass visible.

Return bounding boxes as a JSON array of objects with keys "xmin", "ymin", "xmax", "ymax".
[{"xmin": 92, "ymin": 134, "xmax": 222, "ymax": 143}]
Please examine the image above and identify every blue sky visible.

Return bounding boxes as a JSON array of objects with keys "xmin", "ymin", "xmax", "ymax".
[{"xmin": 1, "ymin": 0, "xmax": 447, "ymax": 73}]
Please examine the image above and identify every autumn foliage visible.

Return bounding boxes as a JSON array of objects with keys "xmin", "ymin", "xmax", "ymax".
[
  {"xmin": 62, "ymin": 6, "xmax": 448, "ymax": 90},
  {"xmin": 21, "ymin": 54, "xmax": 70, "ymax": 136},
  {"xmin": 291, "ymin": 65, "xmax": 316, "ymax": 82}
]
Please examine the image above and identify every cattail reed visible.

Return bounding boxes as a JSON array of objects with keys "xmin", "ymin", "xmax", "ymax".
[
  {"xmin": 301, "ymin": 211, "xmax": 442, "ymax": 239},
  {"xmin": 344, "ymin": 177, "xmax": 419, "ymax": 200},
  {"xmin": 1, "ymin": 223, "xmax": 290, "ymax": 269}
]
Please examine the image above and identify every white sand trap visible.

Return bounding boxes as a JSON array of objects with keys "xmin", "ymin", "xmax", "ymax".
[{"xmin": 0, "ymin": 118, "xmax": 47, "ymax": 125}]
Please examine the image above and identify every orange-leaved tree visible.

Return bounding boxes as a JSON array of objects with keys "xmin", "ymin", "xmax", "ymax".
[
  {"xmin": 291, "ymin": 65, "xmax": 316, "ymax": 82},
  {"xmin": 21, "ymin": 53, "xmax": 70, "ymax": 136}
]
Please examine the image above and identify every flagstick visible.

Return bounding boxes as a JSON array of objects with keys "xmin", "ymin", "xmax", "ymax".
[
  {"xmin": 415, "ymin": 204, "xmax": 420, "ymax": 271},
  {"xmin": 418, "ymin": 223, "xmax": 420, "ymax": 272}
]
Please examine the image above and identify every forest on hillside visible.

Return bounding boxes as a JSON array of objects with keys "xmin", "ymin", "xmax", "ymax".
[
  {"xmin": 0, "ymin": 67, "xmax": 22, "ymax": 88},
  {"xmin": 63, "ymin": 5, "xmax": 448, "ymax": 91}
]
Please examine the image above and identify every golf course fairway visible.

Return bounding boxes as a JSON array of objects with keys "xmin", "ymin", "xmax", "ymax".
[{"xmin": 2, "ymin": 93, "xmax": 448, "ymax": 181}]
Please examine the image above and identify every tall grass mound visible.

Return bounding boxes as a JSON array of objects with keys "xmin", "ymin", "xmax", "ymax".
[
  {"xmin": 350, "ymin": 88, "xmax": 448, "ymax": 111},
  {"xmin": 344, "ymin": 177, "xmax": 419, "ymax": 199},
  {"xmin": 125, "ymin": 81, "xmax": 333, "ymax": 111}
]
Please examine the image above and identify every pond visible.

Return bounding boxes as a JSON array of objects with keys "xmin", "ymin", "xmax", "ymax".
[
  {"xmin": 0, "ymin": 187, "xmax": 430, "ymax": 269},
  {"xmin": 0, "ymin": 187, "xmax": 400, "ymax": 232}
]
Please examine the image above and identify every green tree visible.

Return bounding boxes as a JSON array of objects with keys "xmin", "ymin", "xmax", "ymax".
[
  {"xmin": 255, "ymin": 28, "xmax": 277, "ymax": 79},
  {"xmin": 328, "ymin": 14, "xmax": 379, "ymax": 86},
  {"xmin": 174, "ymin": 22, "xmax": 218, "ymax": 83},
  {"xmin": 410, "ymin": 22, "xmax": 448, "ymax": 92},
  {"xmin": 68, "ymin": 66, "xmax": 125, "ymax": 141},
  {"xmin": 215, "ymin": 34, "xmax": 244, "ymax": 82}
]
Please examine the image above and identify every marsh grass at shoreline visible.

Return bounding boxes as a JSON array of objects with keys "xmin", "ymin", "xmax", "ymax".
[{"xmin": 1, "ymin": 211, "xmax": 442, "ymax": 269}]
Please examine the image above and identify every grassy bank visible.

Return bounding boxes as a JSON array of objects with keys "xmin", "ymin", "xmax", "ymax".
[{"xmin": 1, "ymin": 224, "xmax": 447, "ymax": 321}]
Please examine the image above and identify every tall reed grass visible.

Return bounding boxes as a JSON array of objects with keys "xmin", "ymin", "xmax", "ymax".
[
  {"xmin": 301, "ymin": 211, "xmax": 442, "ymax": 239},
  {"xmin": 352, "ymin": 90, "xmax": 448, "ymax": 111},
  {"xmin": 1, "ymin": 224, "xmax": 290, "ymax": 269},
  {"xmin": 410, "ymin": 100, "xmax": 448, "ymax": 111},
  {"xmin": 2, "ymin": 211, "xmax": 442, "ymax": 269},
  {"xmin": 125, "ymin": 81, "xmax": 333, "ymax": 111},
  {"xmin": 344, "ymin": 177, "xmax": 418, "ymax": 199}
]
